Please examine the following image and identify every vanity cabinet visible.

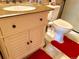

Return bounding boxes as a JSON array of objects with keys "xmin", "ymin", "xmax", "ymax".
[{"xmin": 0, "ymin": 11, "xmax": 48, "ymax": 59}]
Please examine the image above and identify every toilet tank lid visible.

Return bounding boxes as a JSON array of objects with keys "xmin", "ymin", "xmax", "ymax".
[{"xmin": 53, "ymin": 19, "xmax": 73, "ymax": 29}]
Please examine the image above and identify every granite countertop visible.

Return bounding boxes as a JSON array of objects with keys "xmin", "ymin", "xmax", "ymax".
[{"xmin": 0, "ymin": 2, "xmax": 53, "ymax": 18}]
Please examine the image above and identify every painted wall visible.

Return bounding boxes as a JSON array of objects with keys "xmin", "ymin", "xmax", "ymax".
[
  {"xmin": 56, "ymin": 0, "xmax": 63, "ymax": 5},
  {"xmin": 61, "ymin": 0, "xmax": 79, "ymax": 32}
]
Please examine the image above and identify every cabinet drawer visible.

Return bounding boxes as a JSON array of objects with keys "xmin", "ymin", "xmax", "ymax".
[{"xmin": 0, "ymin": 12, "xmax": 48, "ymax": 37}]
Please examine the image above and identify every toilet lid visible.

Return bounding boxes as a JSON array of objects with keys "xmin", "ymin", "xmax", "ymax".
[{"xmin": 53, "ymin": 19, "xmax": 73, "ymax": 29}]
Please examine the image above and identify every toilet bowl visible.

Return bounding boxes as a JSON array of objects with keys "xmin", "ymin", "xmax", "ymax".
[{"xmin": 52, "ymin": 19, "xmax": 73, "ymax": 43}]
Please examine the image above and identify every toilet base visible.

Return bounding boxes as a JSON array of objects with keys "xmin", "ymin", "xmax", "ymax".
[
  {"xmin": 51, "ymin": 36, "xmax": 79, "ymax": 58},
  {"xmin": 54, "ymin": 32, "xmax": 65, "ymax": 43},
  {"xmin": 54, "ymin": 39, "xmax": 64, "ymax": 43}
]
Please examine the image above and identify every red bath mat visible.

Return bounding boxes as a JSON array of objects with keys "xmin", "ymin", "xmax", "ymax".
[
  {"xmin": 28, "ymin": 49, "xmax": 52, "ymax": 59},
  {"xmin": 51, "ymin": 36, "xmax": 79, "ymax": 59}
]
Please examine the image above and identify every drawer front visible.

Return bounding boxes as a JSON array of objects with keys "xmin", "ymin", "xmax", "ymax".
[
  {"xmin": 0, "ymin": 11, "xmax": 48, "ymax": 37},
  {"xmin": 3, "ymin": 31, "xmax": 30, "ymax": 59}
]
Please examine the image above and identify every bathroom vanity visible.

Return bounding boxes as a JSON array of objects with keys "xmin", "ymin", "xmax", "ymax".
[{"xmin": 0, "ymin": 3, "xmax": 52, "ymax": 59}]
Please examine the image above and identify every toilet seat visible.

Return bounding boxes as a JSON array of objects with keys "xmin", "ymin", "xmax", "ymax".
[{"xmin": 53, "ymin": 19, "xmax": 73, "ymax": 29}]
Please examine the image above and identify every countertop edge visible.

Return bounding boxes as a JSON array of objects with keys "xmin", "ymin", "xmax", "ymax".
[{"xmin": 0, "ymin": 9, "xmax": 52, "ymax": 19}]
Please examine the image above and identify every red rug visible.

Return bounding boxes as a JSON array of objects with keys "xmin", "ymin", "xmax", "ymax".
[
  {"xmin": 51, "ymin": 36, "xmax": 79, "ymax": 59},
  {"xmin": 28, "ymin": 49, "xmax": 52, "ymax": 59}
]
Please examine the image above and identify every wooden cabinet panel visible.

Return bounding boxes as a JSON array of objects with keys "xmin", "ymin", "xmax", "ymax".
[
  {"xmin": 3, "ymin": 31, "xmax": 29, "ymax": 59},
  {"xmin": 0, "ymin": 12, "xmax": 48, "ymax": 37},
  {"xmin": 0, "ymin": 54, "xmax": 2, "ymax": 59},
  {"xmin": 29, "ymin": 26, "xmax": 45, "ymax": 53},
  {"xmin": 2, "ymin": 26, "xmax": 45, "ymax": 59},
  {"xmin": 0, "ymin": 11, "xmax": 48, "ymax": 59}
]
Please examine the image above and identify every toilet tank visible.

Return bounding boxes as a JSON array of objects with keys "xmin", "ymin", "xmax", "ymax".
[{"xmin": 61, "ymin": 0, "xmax": 79, "ymax": 32}]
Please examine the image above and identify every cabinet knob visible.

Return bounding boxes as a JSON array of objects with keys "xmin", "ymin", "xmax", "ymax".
[
  {"xmin": 12, "ymin": 25, "xmax": 16, "ymax": 28},
  {"xmin": 27, "ymin": 42, "xmax": 30, "ymax": 45},
  {"xmin": 30, "ymin": 40, "xmax": 32, "ymax": 43},
  {"xmin": 40, "ymin": 18, "xmax": 43, "ymax": 21}
]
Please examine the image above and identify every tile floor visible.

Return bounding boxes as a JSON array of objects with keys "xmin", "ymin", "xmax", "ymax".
[
  {"xmin": 44, "ymin": 29, "xmax": 79, "ymax": 59},
  {"xmin": 0, "ymin": 30, "xmax": 78, "ymax": 59}
]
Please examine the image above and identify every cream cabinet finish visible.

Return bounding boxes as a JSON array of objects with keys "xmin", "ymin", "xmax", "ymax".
[
  {"xmin": 0, "ymin": 12, "xmax": 47, "ymax": 37},
  {"xmin": 3, "ymin": 31, "xmax": 29, "ymax": 59},
  {"xmin": 29, "ymin": 26, "xmax": 45, "ymax": 53},
  {"xmin": 0, "ymin": 11, "xmax": 48, "ymax": 59}
]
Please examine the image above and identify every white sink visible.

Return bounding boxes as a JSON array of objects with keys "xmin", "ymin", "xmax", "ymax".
[{"xmin": 3, "ymin": 6, "xmax": 36, "ymax": 11}]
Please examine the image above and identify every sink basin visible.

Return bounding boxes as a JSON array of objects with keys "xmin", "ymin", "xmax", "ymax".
[{"xmin": 3, "ymin": 6, "xmax": 36, "ymax": 11}]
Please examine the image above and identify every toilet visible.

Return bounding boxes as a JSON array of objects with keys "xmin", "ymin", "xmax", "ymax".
[{"xmin": 52, "ymin": 19, "xmax": 73, "ymax": 43}]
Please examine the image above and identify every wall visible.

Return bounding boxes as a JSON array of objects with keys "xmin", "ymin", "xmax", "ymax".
[
  {"xmin": 61, "ymin": 0, "xmax": 79, "ymax": 32},
  {"xmin": 56, "ymin": 0, "xmax": 63, "ymax": 5}
]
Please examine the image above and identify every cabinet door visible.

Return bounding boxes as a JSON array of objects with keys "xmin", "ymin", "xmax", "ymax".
[
  {"xmin": 29, "ymin": 26, "xmax": 45, "ymax": 53},
  {"xmin": 4, "ymin": 31, "xmax": 30, "ymax": 59}
]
